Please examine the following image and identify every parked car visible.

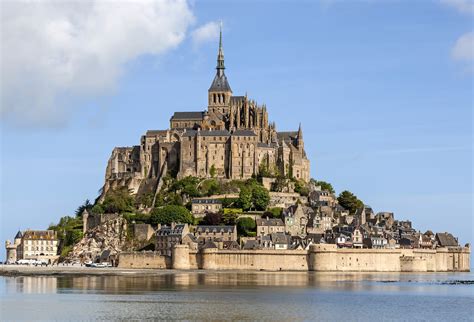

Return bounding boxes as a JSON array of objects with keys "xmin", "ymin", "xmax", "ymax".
[{"xmin": 91, "ymin": 262, "xmax": 111, "ymax": 268}]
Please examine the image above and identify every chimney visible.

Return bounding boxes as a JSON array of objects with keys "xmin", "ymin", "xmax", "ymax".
[{"xmin": 171, "ymin": 222, "xmax": 176, "ymax": 230}]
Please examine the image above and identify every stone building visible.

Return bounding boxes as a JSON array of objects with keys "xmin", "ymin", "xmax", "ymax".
[
  {"xmin": 155, "ymin": 223, "xmax": 189, "ymax": 256},
  {"xmin": 193, "ymin": 225, "xmax": 237, "ymax": 244},
  {"xmin": 191, "ymin": 198, "xmax": 223, "ymax": 217},
  {"xmin": 256, "ymin": 217, "xmax": 285, "ymax": 236},
  {"xmin": 5, "ymin": 230, "xmax": 59, "ymax": 263},
  {"xmin": 101, "ymin": 28, "xmax": 310, "ymax": 199}
]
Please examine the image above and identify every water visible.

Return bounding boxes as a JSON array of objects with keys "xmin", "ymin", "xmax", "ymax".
[{"xmin": 1, "ymin": 272, "xmax": 473, "ymax": 321}]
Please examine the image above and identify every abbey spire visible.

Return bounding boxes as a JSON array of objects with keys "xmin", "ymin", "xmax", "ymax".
[
  {"xmin": 216, "ymin": 23, "xmax": 225, "ymax": 76},
  {"xmin": 208, "ymin": 22, "xmax": 232, "ymax": 112}
]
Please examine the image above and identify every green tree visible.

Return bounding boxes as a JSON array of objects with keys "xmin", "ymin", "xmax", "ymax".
[
  {"xmin": 237, "ymin": 217, "xmax": 256, "ymax": 236},
  {"xmin": 238, "ymin": 187, "xmax": 253, "ymax": 211},
  {"xmin": 91, "ymin": 203, "xmax": 105, "ymax": 214},
  {"xmin": 264, "ymin": 207, "xmax": 283, "ymax": 218},
  {"xmin": 294, "ymin": 180, "xmax": 309, "ymax": 196},
  {"xmin": 222, "ymin": 212, "xmax": 238, "ymax": 225},
  {"xmin": 202, "ymin": 212, "xmax": 222, "ymax": 225},
  {"xmin": 252, "ymin": 185, "xmax": 270, "ymax": 211},
  {"xmin": 271, "ymin": 175, "xmax": 288, "ymax": 192},
  {"xmin": 102, "ymin": 187, "xmax": 135, "ymax": 213},
  {"xmin": 75, "ymin": 199, "xmax": 92, "ymax": 217},
  {"xmin": 337, "ymin": 190, "xmax": 364, "ymax": 215},
  {"xmin": 310, "ymin": 179, "xmax": 335, "ymax": 194},
  {"xmin": 150, "ymin": 205, "xmax": 194, "ymax": 225},
  {"xmin": 209, "ymin": 164, "xmax": 216, "ymax": 178}
]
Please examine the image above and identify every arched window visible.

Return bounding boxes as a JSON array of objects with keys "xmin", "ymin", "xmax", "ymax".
[{"xmin": 213, "ymin": 94, "xmax": 216, "ymax": 103}]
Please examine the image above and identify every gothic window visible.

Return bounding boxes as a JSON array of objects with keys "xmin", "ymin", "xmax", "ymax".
[{"xmin": 213, "ymin": 94, "xmax": 216, "ymax": 103}]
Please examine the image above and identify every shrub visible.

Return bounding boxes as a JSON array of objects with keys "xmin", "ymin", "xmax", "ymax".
[
  {"xmin": 150, "ymin": 205, "xmax": 194, "ymax": 225},
  {"xmin": 237, "ymin": 217, "xmax": 256, "ymax": 236}
]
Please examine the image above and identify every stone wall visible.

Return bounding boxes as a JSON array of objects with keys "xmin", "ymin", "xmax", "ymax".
[
  {"xmin": 118, "ymin": 251, "xmax": 170, "ymax": 269},
  {"xmin": 115, "ymin": 244, "xmax": 470, "ymax": 272}
]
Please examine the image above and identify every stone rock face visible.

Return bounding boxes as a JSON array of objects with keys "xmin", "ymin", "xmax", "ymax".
[{"xmin": 67, "ymin": 215, "xmax": 129, "ymax": 262}]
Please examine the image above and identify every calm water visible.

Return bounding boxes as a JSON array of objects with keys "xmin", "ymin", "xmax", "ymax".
[{"xmin": 1, "ymin": 271, "xmax": 473, "ymax": 321}]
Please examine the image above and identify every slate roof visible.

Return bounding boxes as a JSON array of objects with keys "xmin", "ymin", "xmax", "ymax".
[
  {"xmin": 171, "ymin": 111, "xmax": 205, "ymax": 120},
  {"xmin": 436, "ymin": 233, "xmax": 458, "ymax": 247},
  {"xmin": 230, "ymin": 96, "xmax": 245, "ymax": 103},
  {"xmin": 277, "ymin": 131, "xmax": 298, "ymax": 143},
  {"xmin": 157, "ymin": 224, "xmax": 186, "ymax": 236},
  {"xmin": 145, "ymin": 130, "xmax": 167, "ymax": 136},
  {"xmin": 192, "ymin": 198, "xmax": 222, "ymax": 205},
  {"xmin": 232, "ymin": 129, "xmax": 257, "ymax": 137},
  {"xmin": 271, "ymin": 232, "xmax": 289, "ymax": 245},
  {"xmin": 222, "ymin": 240, "xmax": 240, "ymax": 250},
  {"xmin": 196, "ymin": 225, "xmax": 235, "ymax": 234},
  {"xmin": 200, "ymin": 130, "xmax": 230, "ymax": 137},
  {"xmin": 256, "ymin": 218, "xmax": 284, "ymax": 226},
  {"xmin": 209, "ymin": 73, "xmax": 232, "ymax": 92},
  {"xmin": 257, "ymin": 142, "xmax": 277, "ymax": 148},
  {"xmin": 22, "ymin": 230, "xmax": 57, "ymax": 240},
  {"xmin": 14, "ymin": 230, "xmax": 23, "ymax": 239},
  {"xmin": 243, "ymin": 239, "xmax": 260, "ymax": 250}
]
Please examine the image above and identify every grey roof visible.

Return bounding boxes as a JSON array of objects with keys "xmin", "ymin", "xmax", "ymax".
[
  {"xmin": 257, "ymin": 142, "xmax": 277, "ymax": 148},
  {"xmin": 199, "ymin": 130, "xmax": 230, "ymax": 137},
  {"xmin": 192, "ymin": 198, "xmax": 222, "ymax": 205},
  {"xmin": 157, "ymin": 224, "xmax": 186, "ymax": 236},
  {"xmin": 145, "ymin": 130, "xmax": 167, "ymax": 136},
  {"xmin": 277, "ymin": 131, "xmax": 298, "ymax": 141},
  {"xmin": 256, "ymin": 218, "xmax": 284, "ymax": 226},
  {"xmin": 171, "ymin": 111, "xmax": 204, "ymax": 120},
  {"xmin": 230, "ymin": 96, "xmax": 245, "ymax": 102},
  {"xmin": 196, "ymin": 225, "xmax": 235, "ymax": 234},
  {"xmin": 202, "ymin": 240, "xmax": 218, "ymax": 249},
  {"xmin": 232, "ymin": 129, "xmax": 257, "ymax": 137},
  {"xmin": 271, "ymin": 232, "xmax": 289, "ymax": 244},
  {"xmin": 14, "ymin": 230, "xmax": 23, "ymax": 239},
  {"xmin": 182, "ymin": 130, "xmax": 198, "ymax": 137},
  {"xmin": 436, "ymin": 233, "xmax": 458, "ymax": 247},
  {"xmin": 243, "ymin": 240, "xmax": 260, "ymax": 250},
  {"xmin": 209, "ymin": 73, "xmax": 232, "ymax": 92}
]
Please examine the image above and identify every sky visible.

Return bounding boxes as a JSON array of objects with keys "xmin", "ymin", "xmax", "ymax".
[{"xmin": 0, "ymin": 0, "xmax": 473, "ymax": 260}]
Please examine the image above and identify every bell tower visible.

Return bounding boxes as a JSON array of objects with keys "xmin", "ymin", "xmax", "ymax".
[{"xmin": 208, "ymin": 23, "xmax": 232, "ymax": 114}]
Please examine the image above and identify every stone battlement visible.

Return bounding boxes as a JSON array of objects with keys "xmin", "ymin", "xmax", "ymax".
[{"xmin": 118, "ymin": 244, "xmax": 470, "ymax": 272}]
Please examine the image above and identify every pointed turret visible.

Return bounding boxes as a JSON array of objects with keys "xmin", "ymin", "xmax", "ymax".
[
  {"xmin": 208, "ymin": 22, "xmax": 232, "ymax": 113},
  {"xmin": 297, "ymin": 123, "xmax": 304, "ymax": 150}
]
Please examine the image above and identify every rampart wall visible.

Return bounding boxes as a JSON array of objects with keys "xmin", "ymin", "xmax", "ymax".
[{"xmin": 118, "ymin": 245, "xmax": 470, "ymax": 272}]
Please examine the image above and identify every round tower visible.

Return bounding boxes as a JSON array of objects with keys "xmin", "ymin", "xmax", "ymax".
[{"xmin": 172, "ymin": 244, "xmax": 190, "ymax": 269}]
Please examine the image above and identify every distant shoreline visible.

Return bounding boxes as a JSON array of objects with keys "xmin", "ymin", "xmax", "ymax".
[{"xmin": 1, "ymin": 265, "xmax": 470, "ymax": 278}]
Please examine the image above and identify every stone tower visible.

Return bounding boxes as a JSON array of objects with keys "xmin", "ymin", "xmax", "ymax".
[{"xmin": 208, "ymin": 24, "xmax": 232, "ymax": 114}]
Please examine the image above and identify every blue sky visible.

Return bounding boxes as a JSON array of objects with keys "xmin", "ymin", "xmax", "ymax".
[{"xmin": 1, "ymin": 0, "xmax": 472, "ymax": 259}]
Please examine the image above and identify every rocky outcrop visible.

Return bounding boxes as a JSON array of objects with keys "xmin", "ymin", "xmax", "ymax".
[{"xmin": 67, "ymin": 215, "xmax": 130, "ymax": 263}]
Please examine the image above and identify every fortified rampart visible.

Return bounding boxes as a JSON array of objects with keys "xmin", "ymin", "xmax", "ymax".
[{"xmin": 119, "ymin": 244, "xmax": 470, "ymax": 272}]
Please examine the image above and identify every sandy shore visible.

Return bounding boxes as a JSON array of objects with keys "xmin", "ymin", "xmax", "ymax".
[{"xmin": 0, "ymin": 264, "xmax": 184, "ymax": 277}]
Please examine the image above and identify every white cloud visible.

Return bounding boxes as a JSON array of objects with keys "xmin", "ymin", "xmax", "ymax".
[
  {"xmin": 0, "ymin": 0, "xmax": 195, "ymax": 127},
  {"xmin": 440, "ymin": 0, "xmax": 474, "ymax": 15},
  {"xmin": 452, "ymin": 32, "xmax": 474, "ymax": 63},
  {"xmin": 191, "ymin": 21, "xmax": 220, "ymax": 47}
]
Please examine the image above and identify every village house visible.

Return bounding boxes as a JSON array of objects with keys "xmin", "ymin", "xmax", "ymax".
[
  {"xmin": 193, "ymin": 225, "xmax": 237, "ymax": 244},
  {"xmin": 155, "ymin": 223, "xmax": 189, "ymax": 256},
  {"xmin": 256, "ymin": 217, "xmax": 285, "ymax": 236},
  {"xmin": 283, "ymin": 204, "xmax": 313, "ymax": 237},
  {"xmin": 191, "ymin": 198, "xmax": 223, "ymax": 218}
]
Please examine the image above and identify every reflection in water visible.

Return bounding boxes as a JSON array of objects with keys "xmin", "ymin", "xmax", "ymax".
[{"xmin": 1, "ymin": 272, "xmax": 473, "ymax": 321}]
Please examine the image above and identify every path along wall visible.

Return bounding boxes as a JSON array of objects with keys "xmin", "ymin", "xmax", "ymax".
[{"xmin": 118, "ymin": 245, "xmax": 470, "ymax": 272}]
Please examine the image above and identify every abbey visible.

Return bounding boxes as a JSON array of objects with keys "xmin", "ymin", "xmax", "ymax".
[{"xmin": 104, "ymin": 30, "xmax": 310, "ymax": 196}]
